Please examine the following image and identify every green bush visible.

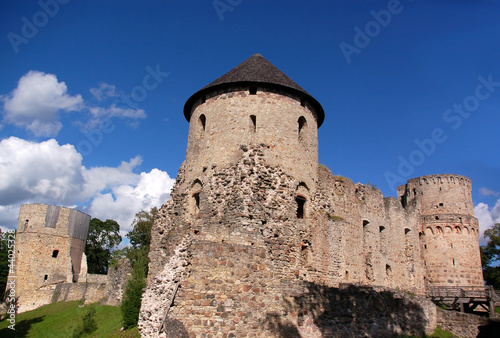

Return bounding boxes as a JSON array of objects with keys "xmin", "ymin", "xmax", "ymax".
[
  {"xmin": 72, "ymin": 304, "xmax": 97, "ymax": 337},
  {"xmin": 120, "ymin": 269, "xmax": 146, "ymax": 329}
]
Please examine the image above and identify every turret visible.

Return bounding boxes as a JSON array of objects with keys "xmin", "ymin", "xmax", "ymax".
[{"xmin": 400, "ymin": 175, "xmax": 483, "ymax": 286}]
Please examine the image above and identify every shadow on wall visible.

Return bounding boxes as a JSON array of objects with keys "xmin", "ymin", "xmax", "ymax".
[{"xmin": 265, "ymin": 283, "xmax": 431, "ymax": 337}]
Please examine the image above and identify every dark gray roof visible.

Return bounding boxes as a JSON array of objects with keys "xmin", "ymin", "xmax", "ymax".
[{"xmin": 184, "ymin": 54, "xmax": 325, "ymax": 127}]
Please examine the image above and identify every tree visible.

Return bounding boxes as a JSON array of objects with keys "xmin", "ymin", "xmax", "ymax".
[
  {"xmin": 481, "ymin": 223, "xmax": 500, "ymax": 288},
  {"xmin": 127, "ymin": 206, "xmax": 157, "ymax": 249},
  {"xmin": 85, "ymin": 218, "xmax": 122, "ymax": 274},
  {"xmin": 119, "ymin": 207, "xmax": 157, "ymax": 328},
  {"xmin": 0, "ymin": 231, "xmax": 12, "ymax": 300},
  {"xmin": 121, "ymin": 266, "xmax": 147, "ymax": 329}
]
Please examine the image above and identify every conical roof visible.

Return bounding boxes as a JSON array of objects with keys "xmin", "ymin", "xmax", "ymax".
[{"xmin": 184, "ymin": 54, "xmax": 325, "ymax": 127}]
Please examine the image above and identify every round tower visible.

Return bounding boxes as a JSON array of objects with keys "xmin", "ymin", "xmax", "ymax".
[
  {"xmin": 182, "ymin": 54, "xmax": 324, "ymax": 193},
  {"xmin": 404, "ymin": 174, "xmax": 483, "ymax": 286}
]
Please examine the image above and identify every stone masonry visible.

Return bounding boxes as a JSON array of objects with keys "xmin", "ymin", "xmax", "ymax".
[
  {"xmin": 6, "ymin": 203, "xmax": 132, "ymax": 313},
  {"xmin": 139, "ymin": 54, "xmax": 484, "ymax": 337}
]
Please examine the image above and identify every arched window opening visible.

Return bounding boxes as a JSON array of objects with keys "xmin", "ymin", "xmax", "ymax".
[
  {"xmin": 250, "ymin": 115, "xmax": 256, "ymax": 132},
  {"xmin": 296, "ymin": 196, "xmax": 306, "ymax": 219},
  {"xmin": 193, "ymin": 192, "xmax": 200, "ymax": 211},
  {"xmin": 298, "ymin": 116, "xmax": 307, "ymax": 140},
  {"xmin": 405, "ymin": 228, "xmax": 411, "ymax": 235},
  {"xmin": 52, "ymin": 250, "xmax": 59, "ymax": 258},
  {"xmin": 44, "ymin": 275, "xmax": 48, "ymax": 281},
  {"xmin": 363, "ymin": 220, "xmax": 370, "ymax": 228},
  {"xmin": 413, "ymin": 189, "xmax": 417, "ymax": 196},
  {"xmin": 199, "ymin": 114, "xmax": 206, "ymax": 132},
  {"xmin": 379, "ymin": 226, "xmax": 385, "ymax": 233},
  {"xmin": 191, "ymin": 180, "xmax": 203, "ymax": 215}
]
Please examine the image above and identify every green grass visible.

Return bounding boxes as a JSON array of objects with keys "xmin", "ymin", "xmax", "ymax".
[
  {"xmin": 0, "ymin": 301, "xmax": 140, "ymax": 337},
  {"xmin": 427, "ymin": 326, "xmax": 455, "ymax": 338}
]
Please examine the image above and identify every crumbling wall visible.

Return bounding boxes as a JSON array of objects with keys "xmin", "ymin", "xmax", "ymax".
[
  {"xmin": 8, "ymin": 204, "xmax": 90, "ymax": 313},
  {"xmin": 143, "ymin": 145, "xmax": 435, "ymax": 336},
  {"xmin": 310, "ymin": 166, "xmax": 425, "ymax": 293}
]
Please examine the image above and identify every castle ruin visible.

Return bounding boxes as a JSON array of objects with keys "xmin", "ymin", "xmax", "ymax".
[
  {"xmin": 139, "ymin": 54, "xmax": 483, "ymax": 337},
  {"xmin": 6, "ymin": 203, "xmax": 131, "ymax": 313}
]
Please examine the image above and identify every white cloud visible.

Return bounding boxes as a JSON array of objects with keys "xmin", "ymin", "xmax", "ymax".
[
  {"xmin": 0, "ymin": 137, "xmax": 174, "ymax": 234},
  {"xmin": 479, "ymin": 187, "xmax": 500, "ymax": 197},
  {"xmin": 88, "ymin": 169, "xmax": 175, "ymax": 232},
  {"xmin": 90, "ymin": 83, "xmax": 119, "ymax": 101},
  {"xmin": 1, "ymin": 71, "xmax": 83, "ymax": 136},
  {"xmin": 474, "ymin": 199, "xmax": 500, "ymax": 244}
]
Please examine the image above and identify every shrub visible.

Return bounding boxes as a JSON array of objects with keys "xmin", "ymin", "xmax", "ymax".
[
  {"xmin": 120, "ymin": 269, "xmax": 146, "ymax": 329},
  {"xmin": 72, "ymin": 304, "xmax": 97, "ymax": 337}
]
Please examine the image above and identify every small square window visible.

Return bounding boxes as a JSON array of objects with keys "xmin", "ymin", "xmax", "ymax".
[{"xmin": 52, "ymin": 250, "xmax": 59, "ymax": 258}]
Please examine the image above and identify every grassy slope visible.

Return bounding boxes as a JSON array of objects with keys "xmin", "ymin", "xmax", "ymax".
[{"xmin": 0, "ymin": 301, "xmax": 139, "ymax": 337}]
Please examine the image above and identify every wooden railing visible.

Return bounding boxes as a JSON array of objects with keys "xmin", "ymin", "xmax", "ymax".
[{"xmin": 426, "ymin": 285, "xmax": 493, "ymax": 299}]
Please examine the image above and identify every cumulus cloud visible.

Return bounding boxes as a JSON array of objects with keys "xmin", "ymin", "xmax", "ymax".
[
  {"xmin": 474, "ymin": 199, "xmax": 500, "ymax": 244},
  {"xmin": 1, "ymin": 73, "xmax": 150, "ymax": 136},
  {"xmin": 0, "ymin": 137, "xmax": 174, "ymax": 233},
  {"xmin": 88, "ymin": 168, "xmax": 175, "ymax": 233},
  {"xmin": 1, "ymin": 71, "xmax": 83, "ymax": 136}
]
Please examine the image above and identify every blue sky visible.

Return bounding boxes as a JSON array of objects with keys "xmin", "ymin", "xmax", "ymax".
[{"xmin": 0, "ymin": 0, "xmax": 499, "ymax": 243}]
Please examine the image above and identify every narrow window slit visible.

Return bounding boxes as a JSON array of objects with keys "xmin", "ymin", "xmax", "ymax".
[
  {"xmin": 250, "ymin": 115, "xmax": 256, "ymax": 132},
  {"xmin": 296, "ymin": 196, "xmax": 306, "ymax": 219}
]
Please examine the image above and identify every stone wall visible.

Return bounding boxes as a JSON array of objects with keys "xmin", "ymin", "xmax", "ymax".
[
  {"xmin": 184, "ymin": 88, "xmax": 319, "ymax": 196},
  {"xmin": 399, "ymin": 174, "xmax": 483, "ymax": 287},
  {"xmin": 437, "ymin": 309, "xmax": 492, "ymax": 338},
  {"xmin": 8, "ymin": 204, "xmax": 90, "ymax": 313},
  {"xmin": 141, "ymin": 144, "xmax": 445, "ymax": 336},
  {"xmin": 5, "ymin": 204, "xmax": 132, "ymax": 313}
]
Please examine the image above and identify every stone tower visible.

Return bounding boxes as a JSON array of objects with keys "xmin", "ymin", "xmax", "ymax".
[
  {"xmin": 141, "ymin": 54, "xmax": 327, "ymax": 336},
  {"xmin": 182, "ymin": 53, "xmax": 324, "ymax": 194},
  {"xmin": 7, "ymin": 203, "xmax": 90, "ymax": 313},
  {"xmin": 399, "ymin": 175, "xmax": 483, "ymax": 286}
]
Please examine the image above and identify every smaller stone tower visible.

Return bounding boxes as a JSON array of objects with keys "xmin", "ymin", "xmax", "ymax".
[
  {"xmin": 7, "ymin": 204, "xmax": 91, "ymax": 313},
  {"xmin": 399, "ymin": 175, "xmax": 483, "ymax": 286}
]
